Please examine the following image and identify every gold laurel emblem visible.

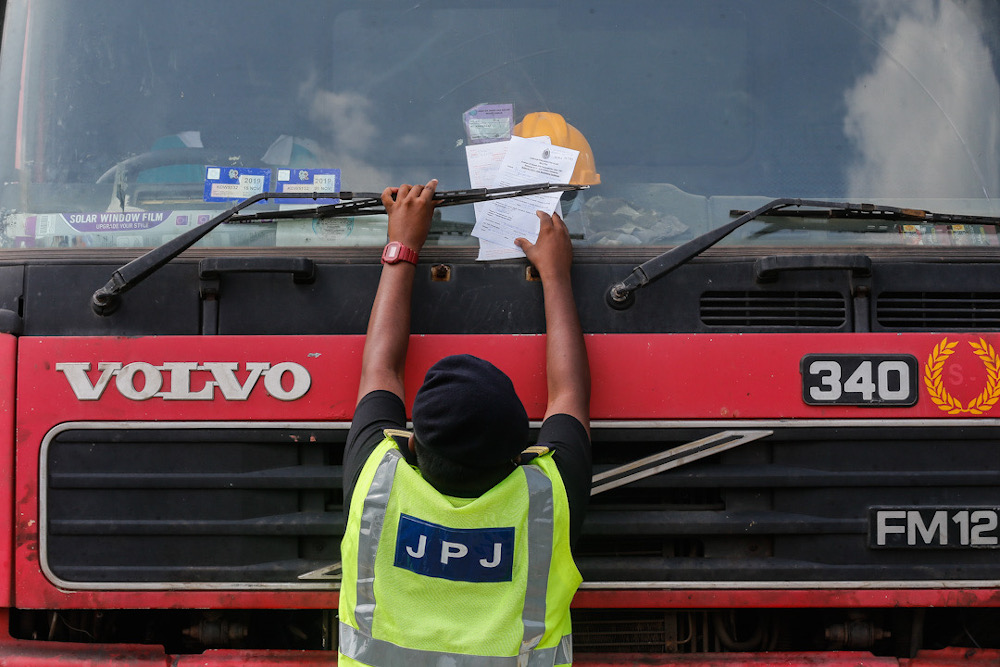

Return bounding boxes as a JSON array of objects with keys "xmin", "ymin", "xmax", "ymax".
[{"xmin": 924, "ymin": 337, "xmax": 1000, "ymax": 415}]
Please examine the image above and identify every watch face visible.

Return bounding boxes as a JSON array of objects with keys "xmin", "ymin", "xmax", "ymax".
[{"xmin": 386, "ymin": 244, "xmax": 400, "ymax": 260}]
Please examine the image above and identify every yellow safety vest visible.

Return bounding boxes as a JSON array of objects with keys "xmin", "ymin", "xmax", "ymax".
[{"xmin": 339, "ymin": 433, "xmax": 581, "ymax": 666}]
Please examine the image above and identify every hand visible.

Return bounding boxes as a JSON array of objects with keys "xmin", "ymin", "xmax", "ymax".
[
  {"xmin": 382, "ymin": 179, "xmax": 438, "ymax": 251},
  {"xmin": 515, "ymin": 211, "xmax": 573, "ymax": 282}
]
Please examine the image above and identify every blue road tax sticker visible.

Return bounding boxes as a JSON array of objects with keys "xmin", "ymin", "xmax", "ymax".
[
  {"xmin": 276, "ymin": 168, "xmax": 341, "ymax": 205},
  {"xmin": 204, "ymin": 166, "xmax": 271, "ymax": 202}
]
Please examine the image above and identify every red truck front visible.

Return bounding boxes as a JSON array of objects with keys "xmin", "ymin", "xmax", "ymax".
[{"xmin": 1, "ymin": 1, "xmax": 1000, "ymax": 665}]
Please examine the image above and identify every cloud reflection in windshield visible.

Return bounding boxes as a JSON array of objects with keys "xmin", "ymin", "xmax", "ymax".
[
  {"xmin": 297, "ymin": 74, "xmax": 391, "ymax": 189},
  {"xmin": 843, "ymin": 0, "xmax": 1000, "ymax": 200}
]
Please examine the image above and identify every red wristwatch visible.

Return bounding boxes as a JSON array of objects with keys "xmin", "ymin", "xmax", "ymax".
[{"xmin": 381, "ymin": 241, "xmax": 419, "ymax": 265}]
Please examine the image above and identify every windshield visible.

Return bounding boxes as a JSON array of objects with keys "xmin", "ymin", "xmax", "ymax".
[{"xmin": 0, "ymin": 0, "xmax": 999, "ymax": 251}]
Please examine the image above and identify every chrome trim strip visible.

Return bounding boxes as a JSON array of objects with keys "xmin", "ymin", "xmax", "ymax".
[
  {"xmin": 591, "ymin": 429, "xmax": 772, "ymax": 495},
  {"xmin": 585, "ymin": 418, "xmax": 1000, "ymax": 428}
]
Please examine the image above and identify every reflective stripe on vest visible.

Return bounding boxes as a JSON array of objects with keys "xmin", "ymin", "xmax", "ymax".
[
  {"xmin": 353, "ymin": 446, "xmax": 401, "ymax": 635},
  {"xmin": 340, "ymin": 623, "xmax": 573, "ymax": 666},
  {"xmin": 344, "ymin": 446, "xmax": 563, "ymax": 665}
]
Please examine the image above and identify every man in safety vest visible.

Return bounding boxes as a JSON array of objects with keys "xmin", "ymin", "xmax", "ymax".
[{"xmin": 340, "ymin": 179, "xmax": 591, "ymax": 666}]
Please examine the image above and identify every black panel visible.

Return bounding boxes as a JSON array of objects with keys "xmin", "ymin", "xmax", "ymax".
[
  {"xmin": 0, "ymin": 264, "xmax": 24, "ymax": 313},
  {"xmin": 24, "ymin": 263, "xmax": 200, "ymax": 335},
  {"xmin": 201, "ymin": 253, "xmax": 860, "ymax": 335},
  {"xmin": 44, "ymin": 426, "xmax": 345, "ymax": 584},
  {"xmin": 871, "ymin": 262, "xmax": 1000, "ymax": 333},
  {"xmin": 8, "ymin": 249, "xmax": 1000, "ymax": 336},
  {"xmin": 577, "ymin": 425, "xmax": 1000, "ymax": 583}
]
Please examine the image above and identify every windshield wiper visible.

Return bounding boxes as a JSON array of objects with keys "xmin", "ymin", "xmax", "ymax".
[
  {"xmin": 605, "ymin": 198, "xmax": 1000, "ymax": 310},
  {"xmin": 226, "ymin": 183, "xmax": 586, "ymax": 223},
  {"xmin": 91, "ymin": 183, "xmax": 587, "ymax": 315}
]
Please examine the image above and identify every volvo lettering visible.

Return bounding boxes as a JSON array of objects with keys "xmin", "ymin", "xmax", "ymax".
[{"xmin": 55, "ymin": 361, "xmax": 312, "ymax": 401}]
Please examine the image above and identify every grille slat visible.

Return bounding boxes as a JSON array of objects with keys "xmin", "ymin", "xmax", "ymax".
[
  {"xmin": 49, "ymin": 511, "xmax": 342, "ymax": 536},
  {"xmin": 584, "ymin": 510, "xmax": 863, "ymax": 535},
  {"xmin": 49, "ymin": 466, "xmax": 340, "ymax": 489},
  {"xmin": 877, "ymin": 291, "xmax": 1000, "ymax": 329},
  {"xmin": 701, "ymin": 291, "xmax": 846, "ymax": 328}
]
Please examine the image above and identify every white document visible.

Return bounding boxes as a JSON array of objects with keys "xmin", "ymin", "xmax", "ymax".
[
  {"xmin": 475, "ymin": 203, "xmax": 565, "ymax": 260},
  {"xmin": 476, "ymin": 236, "xmax": 522, "ymax": 261},
  {"xmin": 468, "ymin": 136, "xmax": 578, "ymax": 260},
  {"xmin": 465, "ymin": 141, "xmax": 512, "ymax": 191},
  {"xmin": 466, "ymin": 140, "xmax": 541, "ymax": 261}
]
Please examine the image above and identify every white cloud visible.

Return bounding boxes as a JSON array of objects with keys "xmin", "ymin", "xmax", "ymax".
[
  {"xmin": 843, "ymin": 0, "xmax": 1000, "ymax": 199},
  {"xmin": 295, "ymin": 74, "xmax": 389, "ymax": 188}
]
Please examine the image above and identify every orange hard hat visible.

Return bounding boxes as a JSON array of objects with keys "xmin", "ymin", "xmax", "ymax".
[{"xmin": 513, "ymin": 112, "xmax": 601, "ymax": 185}]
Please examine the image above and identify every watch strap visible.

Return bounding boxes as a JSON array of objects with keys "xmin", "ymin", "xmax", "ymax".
[{"xmin": 381, "ymin": 241, "xmax": 419, "ymax": 265}]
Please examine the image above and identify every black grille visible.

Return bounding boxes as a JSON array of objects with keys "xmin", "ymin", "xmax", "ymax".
[
  {"xmin": 573, "ymin": 611, "xmax": 679, "ymax": 652},
  {"xmin": 700, "ymin": 291, "xmax": 846, "ymax": 328},
  {"xmin": 43, "ymin": 422, "xmax": 1000, "ymax": 588},
  {"xmin": 877, "ymin": 292, "xmax": 1000, "ymax": 330},
  {"xmin": 43, "ymin": 425, "xmax": 344, "ymax": 586},
  {"xmin": 578, "ymin": 424, "xmax": 1000, "ymax": 583}
]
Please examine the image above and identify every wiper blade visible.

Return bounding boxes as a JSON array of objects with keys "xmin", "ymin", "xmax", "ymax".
[
  {"xmin": 227, "ymin": 183, "xmax": 586, "ymax": 223},
  {"xmin": 605, "ymin": 198, "xmax": 1000, "ymax": 310},
  {"xmin": 727, "ymin": 203, "xmax": 1000, "ymax": 225},
  {"xmin": 91, "ymin": 183, "xmax": 587, "ymax": 316}
]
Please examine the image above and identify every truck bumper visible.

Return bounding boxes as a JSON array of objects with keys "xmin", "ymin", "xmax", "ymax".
[
  {"xmin": 0, "ymin": 605, "xmax": 994, "ymax": 667},
  {"xmin": 574, "ymin": 648, "xmax": 1000, "ymax": 666}
]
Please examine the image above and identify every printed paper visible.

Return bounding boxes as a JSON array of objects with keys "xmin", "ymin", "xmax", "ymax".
[{"xmin": 471, "ymin": 136, "xmax": 578, "ymax": 254}]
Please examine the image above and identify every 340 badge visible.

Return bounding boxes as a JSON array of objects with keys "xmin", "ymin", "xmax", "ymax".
[{"xmin": 801, "ymin": 354, "xmax": 918, "ymax": 406}]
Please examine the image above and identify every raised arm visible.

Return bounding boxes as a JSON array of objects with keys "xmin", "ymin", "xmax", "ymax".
[
  {"xmin": 515, "ymin": 212, "xmax": 591, "ymax": 435},
  {"xmin": 356, "ymin": 180, "xmax": 438, "ymax": 404}
]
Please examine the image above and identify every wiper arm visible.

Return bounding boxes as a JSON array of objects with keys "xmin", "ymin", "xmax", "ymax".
[
  {"xmin": 605, "ymin": 198, "xmax": 1000, "ymax": 310},
  {"xmin": 91, "ymin": 183, "xmax": 587, "ymax": 316},
  {"xmin": 228, "ymin": 183, "xmax": 587, "ymax": 223}
]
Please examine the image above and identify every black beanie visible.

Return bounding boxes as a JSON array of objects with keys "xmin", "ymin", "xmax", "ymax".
[{"xmin": 412, "ymin": 355, "xmax": 529, "ymax": 469}]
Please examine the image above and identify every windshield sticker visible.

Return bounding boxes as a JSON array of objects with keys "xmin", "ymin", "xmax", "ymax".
[
  {"xmin": 276, "ymin": 168, "xmax": 341, "ymax": 205},
  {"xmin": 274, "ymin": 216, "xmax": 393, "ymax": 247},
  {"xmin": 174, "ymin": 214, "xmax": 206, "ymax": 228},
  {"xmin": 61, "ymin": 211, "xmax": 171, "ymax": 234},
  {"xmin": 23, "ymin": 210, "xmax": 222, "ymax": 245},
  {"xmin": 204, "ymin": 166, "xmax": 271, "ymax": 203},
  {"xmin": 901, "ymin": 223, "xmax": 999, "ymax": 246},
  {"xmin": 944, "ymin": 224, "xmax": 998, "ymax": 246},
  {"xmin": 463, "ymin": 103, "xmax": 514, "ymax": 145}
]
